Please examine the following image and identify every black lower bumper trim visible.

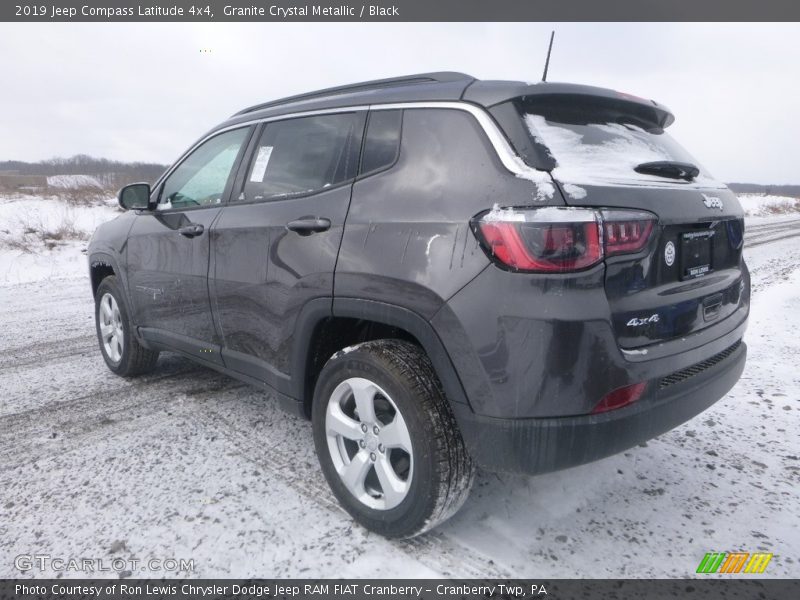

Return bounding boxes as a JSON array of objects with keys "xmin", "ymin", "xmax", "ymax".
[{"xmin": 453, "ymin": 342, "xmax": 747, "ymax": 475}]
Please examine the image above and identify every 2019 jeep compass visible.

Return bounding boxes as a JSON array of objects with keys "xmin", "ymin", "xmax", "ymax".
[{"xmin": 88, "ymin": 72, "xmax": 749, "ymax": 538}]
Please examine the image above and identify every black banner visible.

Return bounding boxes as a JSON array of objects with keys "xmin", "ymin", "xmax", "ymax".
[
  {"xmin": 2, "ymin": 580, "xmax": 800, "ymax": 600},
  {"xmin": 3, "ymin": 0, "xmax": 800, "ymax": 22}
]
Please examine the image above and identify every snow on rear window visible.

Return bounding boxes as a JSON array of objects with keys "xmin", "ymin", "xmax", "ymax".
[{"xmin": 524, "ymin": 113, "xmax": 720, "ymax": 188}]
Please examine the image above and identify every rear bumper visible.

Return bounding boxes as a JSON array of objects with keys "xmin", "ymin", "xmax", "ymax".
[{"xmin": 452, "ymin": 340, "xmax": 746, "ymax": 475}]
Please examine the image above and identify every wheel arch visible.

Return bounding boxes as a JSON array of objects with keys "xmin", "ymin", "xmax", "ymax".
[
  {"xmin": 89, "ymin": 251, "xmax": 141, "ymax": 343},
  {"xmin": 89, "ymin": 252, "xmax": 121, "ymax": 297},
  {"xmin": 291, "ymin": 298, "xmax": 470, "ymax": 418}
]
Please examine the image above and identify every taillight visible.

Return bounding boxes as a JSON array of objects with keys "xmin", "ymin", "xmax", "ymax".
[
  {"xmin": 472, "ymin": 206, "xmax": 656, "ymax": 273},
  {"xmin": 601, "ymin": 209, "xmax": 655, "ymax": 256},
  {"xmin": 592, "ymin": 382, "xmax": 648, "ymax": 414}
]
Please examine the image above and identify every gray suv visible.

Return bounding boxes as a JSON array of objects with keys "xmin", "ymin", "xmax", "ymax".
[{"xmin": 88, "ymin": 72, "xmax": 749, "ymax": 538}]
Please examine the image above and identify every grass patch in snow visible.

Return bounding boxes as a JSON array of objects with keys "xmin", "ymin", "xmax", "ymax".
[{"xmin": 737, "ymin": 193, "xmax": 800, "ymax": 216}]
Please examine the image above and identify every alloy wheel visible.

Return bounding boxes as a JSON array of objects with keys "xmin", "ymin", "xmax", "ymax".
[
  {"xmin": 99, "ymin": 292, "xmax": 124, "ymax": 363},
  {"xmin": 325, "ymin": 377, "xmax": 413, "ymax": 510}
]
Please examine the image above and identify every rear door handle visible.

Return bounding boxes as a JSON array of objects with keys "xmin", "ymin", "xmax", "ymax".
[
  {"xmin": 178, "ymin": 223, "xmax": 204, "ymax": 238},
  {"xmin": 286, "ymin": 217, "xmax": 331, "ymax": 236}
]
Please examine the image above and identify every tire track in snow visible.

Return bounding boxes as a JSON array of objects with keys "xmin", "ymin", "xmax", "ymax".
[
  {"xmin": 745, "ymin": 216, "xmax": 800, "ymax": 232},
  {"xmin": 0, "ymin": 362, "xmax": 241, "ymax": 471},
  {"xmin": 0, "ymin": 334, "xmax": 95, "ymax": 371},
  {"xmin": 745, "ymin": 230, "xmax": 800, "ymax": 249},
  {"xmin": 745, "ymin": 219, "xmax": 800, "ymax": 233},
  {"xmin": 743, "ymin": 217, "xmax": 800, "ymax": 248},
  {"xmin": 189, "ymin": 402, "xmax": 512, "ymax": 578}
]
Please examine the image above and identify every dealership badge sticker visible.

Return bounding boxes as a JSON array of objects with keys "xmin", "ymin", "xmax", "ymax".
[
  {"xmin": 696, "ymin": 552, "xmax": 773, "ymax": 574},
  {"xmin": 664, "ymin": 241, "xmax": 676, "ymax": 266}
]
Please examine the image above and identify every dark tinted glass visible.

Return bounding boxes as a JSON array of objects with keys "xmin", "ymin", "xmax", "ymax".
[
  {"xmin": 360, "ymin": 110, "xmax": 402, "ymax": 175},
  {"xmin": 520, "ymin": 97, "xmax": 712, "ymax": 181},
  {"xmin": 243, "ymin": 113, "xmax": 361, "ymax": 201}
]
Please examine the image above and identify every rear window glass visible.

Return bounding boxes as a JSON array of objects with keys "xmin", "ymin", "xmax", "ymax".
[{"xmin": 520, "ymin": 99, "xmax": 715, "ymax": 184}]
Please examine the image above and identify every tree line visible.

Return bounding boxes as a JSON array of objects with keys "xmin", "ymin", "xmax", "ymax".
[
  {"xmin": 0, "ymin": 155, "xmax": 168, "ymax": 189},
  {"xmin": 727, "ymin": 183, "xmax": 800, "ymax": 197}
]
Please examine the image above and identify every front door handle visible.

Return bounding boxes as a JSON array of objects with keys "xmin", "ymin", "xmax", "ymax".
[
  {"xmin": 286, "ymin": 217, "xmax": 331, "ymax": 236},
  {"xmin": 178, "ymin": 223, "xmax": 204, "ymax": 238}
]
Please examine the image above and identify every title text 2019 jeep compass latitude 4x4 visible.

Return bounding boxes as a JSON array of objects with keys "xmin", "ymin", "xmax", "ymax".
[{"xmin": 89, "ymin": 73, "xmax": 749, "ymax": 538}]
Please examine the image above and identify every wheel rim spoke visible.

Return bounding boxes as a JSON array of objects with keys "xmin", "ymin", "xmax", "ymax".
[
  {"xmin": 99, "ymin": 293, "xmax": 123, "ymax": 363},
  {"xmin": 380, "ymin": 419, "xmax": 413, "ymax": 454},
  {"xmin": 339, "ymin": 451, "xmax": 371, "ymax": 497},
  {"xmin": 374, "ymin": 454, "xmax": 408, "ymax": 509},
  {"xmin": 349, "ymin": 379, "xmax": 377, "ymax": 424},
  {"xmin": 100, "ymin": 299, "xmax": 112, "ymax": 321},
  {"xmin": 326, "ymin": 402, "xmax": 363, "ymax": 441}
]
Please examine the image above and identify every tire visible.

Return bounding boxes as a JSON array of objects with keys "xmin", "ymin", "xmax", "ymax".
[
  {"xmin": 312, "ymin": 339, "xmax": 475, "ymax": 538},
  {"xmin": 94, "ymin": 275, "xmax": 159, "ymax": 377}
]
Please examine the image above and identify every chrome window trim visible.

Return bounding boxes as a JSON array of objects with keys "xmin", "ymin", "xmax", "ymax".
[
  {"xmin": 368, "ymin": 102, "xmax": 544, "ymax": 180},
  {"xmin": 152, "ymin": 101, "xmax": 545, "ymax": 193}
]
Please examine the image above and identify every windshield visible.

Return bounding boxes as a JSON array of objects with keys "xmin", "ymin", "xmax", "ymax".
[{"xmin": 522, "ymin": 105, "xmax": 719, "ymax": 187}]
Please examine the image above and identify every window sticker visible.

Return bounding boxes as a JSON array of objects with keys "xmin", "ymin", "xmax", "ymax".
[{"xmin": 249, "ymin": 145, "xmax": 274, "ymax": 182}]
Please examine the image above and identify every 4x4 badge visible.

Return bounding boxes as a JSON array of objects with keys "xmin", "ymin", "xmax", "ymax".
[{"xmin": 702, "ymin": 194, "xmax": 724, "ymax": 211}]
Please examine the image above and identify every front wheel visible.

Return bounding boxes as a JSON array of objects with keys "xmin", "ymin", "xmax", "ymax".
[
  {"xmin": 94, "ymin": 275, "xmax": 159, "ymax": 377},
  {"xmin": 312, "ymin": 339, "xmax": 475, "ymax": 538}
]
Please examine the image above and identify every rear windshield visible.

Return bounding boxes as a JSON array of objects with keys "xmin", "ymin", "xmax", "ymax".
[{"xmin": 520, "ymin": 98, "xmax": 716, "ymax": 185}]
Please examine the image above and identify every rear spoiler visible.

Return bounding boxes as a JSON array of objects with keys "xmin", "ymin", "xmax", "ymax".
[{"xmin": 464, "ymin": 81, "xmax": 675, "ymax": 129}]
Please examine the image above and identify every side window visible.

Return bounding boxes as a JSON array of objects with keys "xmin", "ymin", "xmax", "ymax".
[
  {"xmin": 160, "ymin": 127, "xmax": 249, "ymax": 209},
  {"xmin": 243, "ymin": 113, "xmax": 362, "ymax": 202},
  {"xmin": 360, "ymin": 110, "xmax": 402, "ymax": 175}
]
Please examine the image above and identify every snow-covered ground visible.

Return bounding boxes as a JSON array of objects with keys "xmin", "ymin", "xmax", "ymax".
[
  {"xmin": 0, "ymin": 194, "xmax": 119, "ymax": 285},
  {"xmin": 738, "ymin": 193, "xmax": 800, "ymax": 217},
  {"xmin": 47, "ymin": 174, "xmax": 105, "ymax": 189},
  {"xmin": 0, "ymin": 194, "xmax": 798, "ymax": 578}
]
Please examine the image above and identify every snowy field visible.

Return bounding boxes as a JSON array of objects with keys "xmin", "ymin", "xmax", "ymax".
[
  {"xmin": 0, "ymin": 192, "xmax": 798, "ymax": 578},
  {"xmin": 0, "ymin": 192, "xmax": 119, "ymax": 285}
]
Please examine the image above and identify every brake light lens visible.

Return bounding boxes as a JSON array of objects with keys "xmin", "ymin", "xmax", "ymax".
[
  {"xmin": 473, "ymin": 206, "xmax": 656, "ymax": 273},
  {"xmin": 602, "ymin": 210, "xmax": 655, "ymax": 256},
  {"xmin": 592, "ymin": 382, "xmax": 648, "ymax": 414},
  {"xmin": 478, "ymin": 220, "xmax": 601, "ymax": 272}
]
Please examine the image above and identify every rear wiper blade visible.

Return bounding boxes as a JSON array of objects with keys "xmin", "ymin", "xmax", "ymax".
[{"xmin": 634, "ymin": 161, "xmax": 700, "ymax": 181}]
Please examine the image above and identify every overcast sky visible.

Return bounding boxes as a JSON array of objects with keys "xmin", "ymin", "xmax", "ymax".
[{"xmin": 1, "ymin": 22, "xmax": 798, "ymax": 183}]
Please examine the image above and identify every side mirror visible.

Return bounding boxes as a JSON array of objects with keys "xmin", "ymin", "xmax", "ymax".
[{"xmin": 118, "ymin": 183, "xmax": 152, "ymax": 210}]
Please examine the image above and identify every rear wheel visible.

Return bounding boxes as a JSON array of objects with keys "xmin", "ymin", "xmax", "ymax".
[
  {"xmin": 94, "ymin": 276, "xmax": 158, "ymax": 377},
  {"xmin": 312, "ymin": 339, "xmax": 475, "ymax": 538}
]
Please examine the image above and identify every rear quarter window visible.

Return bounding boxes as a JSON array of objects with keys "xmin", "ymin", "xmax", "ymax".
[{"xmin": 359, "ymin": 110, "xmax": 402, "ymax": 175}]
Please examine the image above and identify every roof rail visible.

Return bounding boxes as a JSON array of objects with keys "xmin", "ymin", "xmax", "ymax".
[{"xmin": 232, "ymin": 72, "xmax": 475, "ymax": 116}]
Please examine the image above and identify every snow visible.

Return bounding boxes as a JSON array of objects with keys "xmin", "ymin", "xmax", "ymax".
[
  {"xmin": 0, "ymin": 194, "xmax": 798, "ymax": 577},
  {"xmin": 47, "ymin": 174, "xmax": 104, "ymax": 189},
  {"xmin": 481, "ymin": 204, "xmax": 599, "ymax": 224},
  {"xmin": 737, "ymin": 193, "xmax": 800, "ymax": 217},
  {"xmin": 481, "ymin": 203, "xmax": 527, "ymax": 223},
  {"xmin": 0, "ymin": 194, "xmax": 120, "ymax": 285},
  {"xmin": 524, "ymin": 114, "xmax": 724, "ymax": 190},
  {"xmin": 562, "ymin": 183, "xmax": 587, "ymax": 200}
]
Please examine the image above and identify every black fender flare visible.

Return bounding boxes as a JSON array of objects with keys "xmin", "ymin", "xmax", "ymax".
[
  {"xmin": 88, "ymin": 250, "xmax": 126, "ymax": 298},
  {"xmin": 88, "ymin": 250, "xmax": 140, "ymax": 337},
  {"xmin": 289, "ymin": 297, "xmax": 470, "ymax": 412}
]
